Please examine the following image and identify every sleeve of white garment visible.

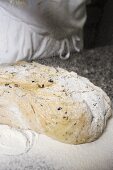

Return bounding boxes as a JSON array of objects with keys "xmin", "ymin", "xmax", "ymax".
[
  {"xmin": 0, "ymin": 0, "xmax": 87, "ymax": 64},
  {"xmin": 36, "ymin": 0, "xmax": 87, "ymax": 39}
]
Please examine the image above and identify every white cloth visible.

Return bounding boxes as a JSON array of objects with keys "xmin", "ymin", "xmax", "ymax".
[{"xmin": 0, "ymin": 0, "xmax": 87, "ymax": 64}]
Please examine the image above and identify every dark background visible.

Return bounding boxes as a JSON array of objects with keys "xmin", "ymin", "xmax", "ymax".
[{"xmin": 84, "ymin": 0, "xmax": 113, "ymax": 48}]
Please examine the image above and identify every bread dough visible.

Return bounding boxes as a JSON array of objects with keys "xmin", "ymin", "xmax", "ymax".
[{"xmin": 0, "ymin": 62, "xmax": 112, "ymax": 144}]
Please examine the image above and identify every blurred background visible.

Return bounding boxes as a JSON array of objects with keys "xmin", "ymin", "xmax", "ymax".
[{"xmin": 84, "ymin": 0, "xmax": 113, "ymax": 48}]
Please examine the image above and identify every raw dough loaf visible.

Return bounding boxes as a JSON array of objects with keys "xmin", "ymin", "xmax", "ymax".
[{"xmin": 0, "ymin": 62, "xmax": 111, "ymax": 144}]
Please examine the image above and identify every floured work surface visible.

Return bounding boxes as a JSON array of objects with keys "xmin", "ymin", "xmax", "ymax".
[{"xmin": 0, "ymin": 62, "xmax": 112, "ymax": 145}]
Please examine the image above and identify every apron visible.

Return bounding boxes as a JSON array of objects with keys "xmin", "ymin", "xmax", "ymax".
[{"xmin": 0, "ymin": 0, "xmax": 87, "ymax": 64}]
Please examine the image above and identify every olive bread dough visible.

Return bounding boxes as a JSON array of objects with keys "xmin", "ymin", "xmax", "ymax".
[{"xmin": 0, "ymin": 62, "xmax": 111, "ymax": 144}]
